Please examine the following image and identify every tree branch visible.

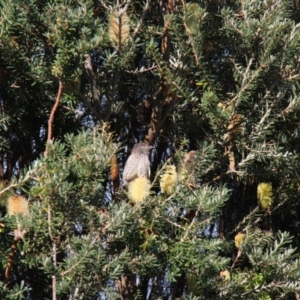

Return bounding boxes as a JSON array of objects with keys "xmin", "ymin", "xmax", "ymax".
[
  {"xmin": 84, "ymin": 54, "xmax": 111, "ymax": 121},
  {"xmin": 145, "ymin": 0, "xmax": 175, "ymax": 145},
  {"xmin": 45, "ymin": 80, "xmax": 64, "ymax": 156},
  {"xmin": 4, "ymin": 229, "xmax": 26, "ymax": 285}
]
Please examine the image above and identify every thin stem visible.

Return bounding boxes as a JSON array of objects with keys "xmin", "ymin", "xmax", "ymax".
[{"xmin": 45, "ymin": 80, "xmax": 64, "ymax": 156}]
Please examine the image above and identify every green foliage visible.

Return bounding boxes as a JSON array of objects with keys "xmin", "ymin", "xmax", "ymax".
[
  {"xmin": 1, "ymin": 0, "xmax": 300, "ymax": 299},
  {"xmin": 220, "ymin": 231, "xmax": 300, "ymax": 299}
]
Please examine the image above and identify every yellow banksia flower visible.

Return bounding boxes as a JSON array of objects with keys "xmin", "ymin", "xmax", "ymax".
[
  {"xmin": 128, "ymin": 177, "xmax": 151, "ymax": 203},
  {"xmin": 220, "ymin": 270, "xmax": 230, "ymax": 281},
  {"xmin": 160, "ymin": 165, "xmax": 178, "ymax": 195},
  {"xmin": 234, "ymin": 232, "xmax": 245, "ymax": 250},
  {"xmin": 7, "ymin": 195, "xmax": 28, "ymax": 216},
  {"xmin": 257, "ymin": 182, "xmax": 273, "ymax": 210}
]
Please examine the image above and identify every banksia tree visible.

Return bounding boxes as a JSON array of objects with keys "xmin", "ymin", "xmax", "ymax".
[{"xmin": 1, "ymin": 0, "xmax": 300, "ymax": 299}]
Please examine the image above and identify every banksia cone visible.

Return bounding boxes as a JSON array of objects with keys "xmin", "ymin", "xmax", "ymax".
[
  {"xmin": 224, "ymin": 114, "xmax": 244, "ymax": 142},
  {"xmin": 234, "ymin": 232, "xmax": 245, "ymax": 250},
  {"xmin": 110, "ymin": 154, "xmax": 120, "ymax": 192},
  {"xmin": 128, "ymin": 177, "xmax": 151, "ymax": 203},
  {"xmin": 160, "ymin": 165, "xmax": 178, "ymax": 195},
  {"xmin": 108, "ymin": 9, "xmax": 130, "ymax": 49},
  {"xmin": 257, "ymin": 182, "xmax": 273, "ymax": 210},
  {"xmin": 7, "ymin": 195, "xmax": 28, "ymax": 216}
]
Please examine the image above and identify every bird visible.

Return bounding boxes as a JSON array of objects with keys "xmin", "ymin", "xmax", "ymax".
[{"xmin": 122, "ymin": 142, "xmax": 152, "ymax": 188}]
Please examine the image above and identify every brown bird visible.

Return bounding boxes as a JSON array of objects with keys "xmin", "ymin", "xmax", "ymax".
[{"xmin": 122, "ymin": 142, "xmax": 152, "ymax": 188}]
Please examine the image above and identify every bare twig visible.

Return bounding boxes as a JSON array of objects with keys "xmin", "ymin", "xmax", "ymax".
[
  {"xmin": 131, "ymin": 0, "xmax": 151, "ymax": 38},
  {"xmin": 84, "ymin": 54, "xmax": 112, "ymax": 121},
  {"xmin": 52, "ymin": 241, "xmax": 57, "ymax": 300},
  {"xmin": 125, "ymin": 65, "xmax": 157, "ymax": 74},
  {"xmin": 84, "ymin": 54, "xmax": 100, "ymax": 103},
  {"xmin": 45, "ymin": 80, "xmax": 64, "ymax": 156},
  {"xmin": 230, "ymin": 249, "xmax": 242, "ymax": 271},
  {"xmin": 78, "ymin": 92, "xmax": 102, "ymax": 120},
  {"xmin": 4, "ymin": 229, "xmax": 26, "ymax": 285}
]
